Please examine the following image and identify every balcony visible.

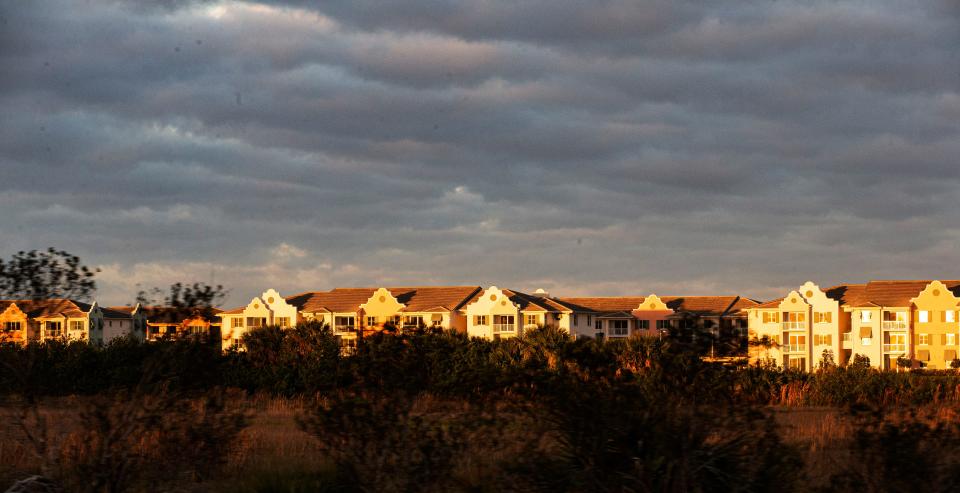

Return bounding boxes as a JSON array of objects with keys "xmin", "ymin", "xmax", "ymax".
[
  {"xmin": 883, "ymin": 343, "xmax": 906, "ymax": 353},
  {"xmin": 882, "ymin": 321, "xmax": 908, "ymax": 330},
  {"xmin": 493, "ymin": 324, "xmax": 515, "ymax": 333},
  {"xmin": 334, "ymin": 325, "xmax": 355, "ymax": 333},
  {"xmin": 783, "ymin": 344, "xmax": 806, "ymax": 353},
  {"xmin": 782, "ymin": 322, "xmax": 806, "ymax": 331}
]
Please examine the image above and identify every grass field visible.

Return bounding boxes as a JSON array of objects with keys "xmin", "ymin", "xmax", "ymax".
[{"xmin": 1, "ymin": 395, "xmax": 955, "ymax": 492}]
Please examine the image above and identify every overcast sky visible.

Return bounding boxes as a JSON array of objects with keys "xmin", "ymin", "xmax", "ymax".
[{"xmin": 2, "ymin": 0, "xmax": 959, "ymax": 307}]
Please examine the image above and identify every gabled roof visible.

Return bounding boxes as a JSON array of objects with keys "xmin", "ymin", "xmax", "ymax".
[
  {"xmin": 842, "ymin": 280, "xmax": 960, "ymax": 308},
  {"xmin": 0, "ymin": 299, "xmax": 94, "ymax": 318},
  {"xmin": 222, "ymin": 286, "xmax": 484, "ymax": 316},
  {"xmin": 465, "ymin": 288, "xmax": 573, "ymax": 313},
  {"xmin": 101, "ymin": 307, "xmax": 134, "ymax": 319},
  {"xmin": 557, "ymin": 296, "xmax": 756, "ymax": 317}
]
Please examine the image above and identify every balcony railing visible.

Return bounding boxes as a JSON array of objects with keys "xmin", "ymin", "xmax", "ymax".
[
  {"xmin": 493, "ymin": 324, "xmax": 515, "ymax": 333},
  {"xmin": 882, "ymin": 321, "xmax": 908, "ymax": 330},
  {"xmin": 883, "ymin": 343, "xmax": 906, "ymax": 353},
  {"xmin": 783, "ymin": 344, "xmax": 806, "ymax": 353},
  {"xmin": 782, "ymin": 322, "xmax": 806, "ymax": 330},
  {"xmin": 334, "ymin": 325, "xmax": 355, "ymax": 333}
]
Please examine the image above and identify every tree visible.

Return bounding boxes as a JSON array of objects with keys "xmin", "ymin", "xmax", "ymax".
[
  {"xmin": 136, "ymin": 282, "xmax": 228, "ymax": 314},
  {"xmin": 896, "ymin": 356, "xmax": 912, "ymax": 371},
  {"xmin": 819, "ymin": 349, "xmax": 837, "ymax": 370},
  {"xmin": 0, "ymin": 248, "xmax": 99, "ymax": 301},
  {"xmin": 850, "ymin": 353, "xmax": 871, "ymax": 369}
]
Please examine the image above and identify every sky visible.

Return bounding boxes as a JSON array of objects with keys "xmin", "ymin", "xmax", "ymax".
[{"xmin": 1, "ymin": 0, "xmax": 959, "ymax": 307}]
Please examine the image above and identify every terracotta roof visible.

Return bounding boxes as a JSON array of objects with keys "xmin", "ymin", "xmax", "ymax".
[
  {"xmin": 557, "ymin": 296, "xmax": 755, "ymax": 317},
  {"xmin": 222, "ymin": 287, "xmax": 483, "ymax": 315},
  {"xmin": 842, "ymin": 280, "xmax": 960, "ymax": 308},
  {"xmin": 0, "ymin": 299, "xmax": 94, "ymax": 318},
  {"xmin": 753, "ymin": 297, "xmax": 785, "ymax": 309},
  {"xmin": 824, "ymin": 283, "xmax": 867, "ymax": 305}
]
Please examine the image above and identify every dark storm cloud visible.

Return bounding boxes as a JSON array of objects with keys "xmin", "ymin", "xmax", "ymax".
[{"xmin": 1, "ymin": 0, "xmax": 958, "ymax": 305}]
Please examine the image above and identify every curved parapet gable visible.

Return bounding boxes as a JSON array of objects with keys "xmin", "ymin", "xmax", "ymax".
[
  {"xmin": 911, "ymin": 280, "xmax": 960, "ymax": 309},
  {"xmin": 467, "ymin": 286, "xmax": 520, "ymax": 314},
  {"xmin": 635, "ymin": 294, "xmax": 670, "ymax": 312},
  {"xmin": 360, "ymin": 287, "xmax": 406, "ymax": 320},
  {"xmin": 778, "ymin": 291, "xmax": 810, "ymax": 311}
]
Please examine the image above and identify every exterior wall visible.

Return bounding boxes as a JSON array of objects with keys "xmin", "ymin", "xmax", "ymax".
[
  {"xmin": 261, "ymin": 289, "xmax": 298, "ymax": 327},
  {"xmin": 632, "ymin": 294, "xmax": 675, "ymax": 337},
  {"xmin": 566, "ymin": 311, "xmax": 595, "ymax": 339},
  {"xmin": 911, "ymin": 281, "xmax": 960, "ymax": 369},
  {"xmin": 465, "ymin": 287, "xmax": 521, "ymax": 339},
  {"xmin": 359, "ymin": 288, "xmax": 404, "ymax": 329},
  {"xmin": 777, "ymin": 291, "xmax": 812, "ymax": 371},
  {"xmin": 846, "ymin": 307, "xmax": 883, "ymax": 368},
  {"xmin": 800, "ymin": 282, "xmax": 842, "ymax": 369},
  {"xmin": 748, "ymin": 307, "xmax": 783, "ymax": 366},
  {"xmin": 103, "ymin": 318, "xmax": 128, "ymax": 343},
  {"xmin": 0, "ymin": 304, "xmax": 32, "ymax": 344}
]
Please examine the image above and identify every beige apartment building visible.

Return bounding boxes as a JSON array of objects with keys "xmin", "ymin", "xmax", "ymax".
[
  {"xmin": 747, "ymin": 280, "xmax": 960, "ymax": 371},
  {"xmin": 0, "ymin": 299, "xmax": 131, "ymax": 344},
  {"xmin": 218, "ymin": 286, "xmax": 482, "ymax": 351},
  {"xmin": 745, "ymin": 282, "xmax": 858, "ymax": 371},
  {"xmin": 557, "ymin": 294, "xmax": 756, "ymax": 341}
]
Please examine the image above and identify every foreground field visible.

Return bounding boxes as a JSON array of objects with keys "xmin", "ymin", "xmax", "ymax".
[{"xmin": 3, "ymin": 395, "xmax": 957, "ymax": 492}]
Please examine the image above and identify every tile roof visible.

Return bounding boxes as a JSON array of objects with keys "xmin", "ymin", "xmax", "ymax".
[
  {"xmin": 844, "ymin": 280, "xmax": 960, "ymax": 308},
  {"xmin": 557, "ymin": 296, "xmax": 756, "ymax": 316},
  {"xmin": 0, "ymin": 299, "xmax": 94, "ymax": 318},
  {"xmin": 223, "ymin": 287, "xmax": 483, "ymax": 315}
]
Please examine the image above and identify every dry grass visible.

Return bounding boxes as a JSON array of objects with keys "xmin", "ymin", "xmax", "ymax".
[{"xmin": 2, "ymin": 396, "xmax": 959, "ymax": 492}]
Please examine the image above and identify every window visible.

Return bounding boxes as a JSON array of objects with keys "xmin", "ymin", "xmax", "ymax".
[
  {"xmin": 595, "ymin": 319, "xmax": 603, "ymax": 330},
  {"xmin": 334, "ymin": 316, "xmax": 355, "ymax": 330},
  {"xmin": 783, "ymin": 312, "xmax": 806, "ymax": 323},
  {"xmin": 474, "ymin": 315, "xmax": 488, "ymax": 326},
  {"xmin": 813, "ymin": 334, "xmax": 833, "ymax": 346},
  {"xmin": 4, "ymin": 321, "xmax": 22, "ymax": 332},
  {"xmin": 70, "ymin": 321, "xmax": 84, "ymax": 332},
  {"xmin": 919, "ymin": 311, "xmax": 930, "ymax": 323},
  {"xmin": 247, "ymin": 317, "xmax": 266, "ymax": 328},
  {"xmin": 493, "ymin": 315, "xmax": 515, "ymax": 332},
  {"xmin": 231, "ymin": 338, "xmax": 241, "ymax": 350},
  {"xmin": 232, "ymin": 317, "xmax": 243, "ymax": 328},
  {"xmin": 108, "ymin": 320, "xmax": 113, "ymax": 327},
  {"xmin": 404, "ymin": 315, "xmax": 424, "ymax": 327},
  {"xmin": 945, "ymin": 311, "xmax": 956, "ymax": 323},
  {"xmin": 860, "ymin": 311, "xmax": 872, "ymax": 323},
  {"xmin": 919, "ymin": 333, "xmax": 930, "ymax": 345},
  {"xmin": 946, "ymin": 333, "xmax": 957, "ymax": 346},
  {"xmin": 638, "ymin": 320, "xmax": 650, "ymax": 330},
  {"xmin": 609, "ymin": 320, "xmax": 628, "ymax": 336},
  {"xmin": 656, "ymin": 320, "xmax": 671, "ymax": 330},
  {"xmin": 586, "ymin": 316, "xmax": 592, "ymax": 326},
  {"xmin": 366, "ymin": 316, "xmax": 378, "ymax": 326},
  {"xmin": 275, "ymin": 317, "xmax": 290, "ymax": 328},
  {"xmin": 526, "ymin": 314, "xmax": 538, "ymax": 326},
  {"xmin": 45, "ymin": 321, "xmax": 62, "ymax": 337},
  {"xmin": 573, "ymin": 314, "xmax": 579, "ymax": 325},
  {"xmin": 762, "ymin": 312, "xmax": 780, "ymax": 324},
  {"xmin": 190, "ymin": 325, "xmax": 206, "ymax": 335},
  {"xmin": 814, "ymin": 312, "xmax": 832, "ymax": 324}
]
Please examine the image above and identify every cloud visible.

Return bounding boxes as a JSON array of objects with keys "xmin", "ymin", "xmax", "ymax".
[{"xmin": 1, "ymin": 0, "xmax": 958, "ymax": 306}]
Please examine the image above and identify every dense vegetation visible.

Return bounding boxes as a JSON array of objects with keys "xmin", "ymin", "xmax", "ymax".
[{"xmin": 5, "ymin": 324, "xmax": 960, "ymax": 492}]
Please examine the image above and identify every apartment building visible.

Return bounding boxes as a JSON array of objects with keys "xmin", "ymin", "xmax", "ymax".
[
  {"xmin": 557, "ymin": 294, "xmax": 756, "ymax": 341},
  {"xmin": 464, "ymin": 287, "xmax": 579, "ymax": 339},
  {"xmin": 218, "ymin": 286, "xmax": 483, "ymax": 351},
  {"xmin": 745, "ymin": 282, "xmax": 858, "ymax": 371},
  {"xmin": 0, "ymin": 299, "xmax": 107, "ymax": 344},
  {"xmin": 841, "ymin": 280, "xmax": 960, "ymax": 370},
  {"xmin": 747, "ymin": 280, "xmax": 960, "ymax": 371}
]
